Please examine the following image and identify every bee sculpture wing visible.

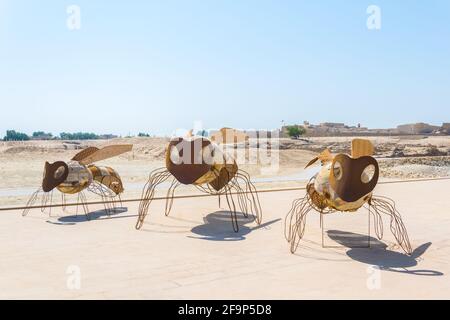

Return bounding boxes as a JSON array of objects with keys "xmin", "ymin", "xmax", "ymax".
[
  {"xmin": 78, "ymin": 144, "xmax": 133, "ymax": 165},
  {"xmin": 304, "ymin": 148, "xmax": 333, "ymax": 169},
  {"xmin": 72, "ymin": 147, "xmax": 100, "ymax": 162},
  {"xmin": 351, "ymin": 138, "xmax": 374, "ymax": 158}
]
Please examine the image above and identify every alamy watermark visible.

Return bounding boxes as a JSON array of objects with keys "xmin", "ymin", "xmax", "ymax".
[
  {"xmin": 367, "ymin": 5, "xmax": 381, "ymax": 30},
  {"xmin": 66, "ymin": 265, "xmax": 81, "ymax": 290},
  {"xmin": 366, "ymin": 265, "xmax": 381, "ymax": 290},
  {"xmin": 66, "ymin": 5, "xmax": 81, "ymax": 31}
]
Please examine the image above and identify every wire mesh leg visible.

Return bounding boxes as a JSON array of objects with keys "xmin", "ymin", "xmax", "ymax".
[
  {"xmin": 229, "ymin": 179, "xmax": 249, "ymax": 218},
  {"xmin": 136, "ymin": 168, "xmax": 172, "ymax": 230},
  {"xmin": 368, "ymin": 202, "xmax": 384, "ymax": 240},
  {"xmin": 101, "ymin": 192, "xmax": 113, "ymax": 216},
  {"xmin": 61, "ymin": 193, "xmax": 67, "ymax": 212},
  {"xmin": 285, "ymin": 195, "xmax": 312, "ymax": 253},
  {"xmin": 22, "ymin": 187, "xmax": 42, "ymax": 217},
  {"xmin": 235, "ymin": 170, "xmax": 262, "ymax": 225},
  {"xmin": 164, "ymin": 179, "xmax": 179, "ymax": 217},
  {"xmin": 224, "ymin": 185, "xmax": 239, "ymax": 232},
  {"xmin": 79, "ymin": 191, "xmax": 90, "ymax": 220},
  {"xmin": 48, "ymin": 191, "xmax": 54, "ymax": 217},
  {"xmin": 370, "ymin": 196, "xmax": 413, "ymax": 255},
  {"xmin": 118, "ymin": 194, "xmax": 123, "ymax": 208}
]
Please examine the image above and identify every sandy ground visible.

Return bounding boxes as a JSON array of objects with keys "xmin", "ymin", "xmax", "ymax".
[{"xmin": 0, "ymin": 179, "xmax": 449, "ymax": 299}]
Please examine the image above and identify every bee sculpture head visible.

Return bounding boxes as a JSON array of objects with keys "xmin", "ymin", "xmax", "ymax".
[
  {"xmin": 42, "ymin": 161, "xmax": 69, "ymax": 192},
  {"xmin": 329, "ymin": 154, "xmax": 379, "ymax": 203},
  {"xmin": 305, "ymin": 139, "xmax": 379, "ymax": 209}
]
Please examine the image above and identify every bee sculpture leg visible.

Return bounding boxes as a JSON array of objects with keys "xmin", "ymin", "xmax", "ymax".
[
  {"xmin": 230, "ymin": 181, "xmax": 248, "ymax": 218},
  {"xmin": 87, "ymin": 181, "xmax": 119, "ymax": 216},
  {"xmin": 285, "ymin": 195, "xmax": 313, "ymax": 254},
  {"xmin": 36, "ymin": 190, "xmax": 54, "ymax": 217},
  {"xmin": 234, "ymin": 170, "xmax": 262, "ymax": 225},
  {"xmin": 48, "ymin": 191, "xmax": 54, "ymax": 217},
  {"xmin": 164, "ymin": 178, "xmax": 180, "ymax": 217},
  {"xmin": 223, "ymin": 184, "xmax": 239, "ymax": 232},
  {"xmin": 368, "ymin": 202, "xmax": 384, "ymax": 240},
  {"xmin": 101, "ymin": 192, "xmax": 113, "ymax": 216},
  {"xmin": 95, "ymin": 183, "xmax": 112, "ymax": 216},
  {"xmin": 369, "ymin": 196, "xmax": 413, "ymax": 255},
  {"xmin": 40, "ymin": 190, "xmax": 53, "ymax": 214},
  {"xmin": 61, "ymin": 193, "xmax": 67, "ymax": 212},
  {"xmin": 136, "ymin": 168, "xmax": 173, "ymax": 230},
  {"xmin": 22, "ymin": 187, "xmax": 43, "ymax": 217},
  {"xmin": 22, "ymin": 188, "xmax": 58, "ymax": 218},
  {"xmin": 118, "ymin": 194, "xmax": 123, "ymax": 208},
  {"xmin": 76, "ymin": 191, "xmax": 90, "ymax": 220}
]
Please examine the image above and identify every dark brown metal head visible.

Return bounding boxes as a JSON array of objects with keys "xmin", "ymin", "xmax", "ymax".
[
  {"xmin": 42, "ymin": 161, "xmax": 69, "ymax": 192},
  {"xmin": 165, "ymin": 137, "xmax": 212, "ymax": 185},
  {"xmin": 329, "ymin": 154, "xmax": 379, "ymax": 202}
]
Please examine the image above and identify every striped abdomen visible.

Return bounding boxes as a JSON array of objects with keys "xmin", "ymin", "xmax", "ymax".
[{"xmin": 88, "ymin": 165, "xmax": 124, "ymax": 195}]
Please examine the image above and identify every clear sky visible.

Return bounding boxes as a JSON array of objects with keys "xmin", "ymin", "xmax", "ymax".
[{"xmin": 1, "ymin": 0, "xmax": 449, "ymax": 136}]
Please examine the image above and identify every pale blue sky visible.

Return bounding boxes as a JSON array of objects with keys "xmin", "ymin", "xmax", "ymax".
[{"xmin": 1, "ymin": 0, "xmax": 449, "ymax": 136}]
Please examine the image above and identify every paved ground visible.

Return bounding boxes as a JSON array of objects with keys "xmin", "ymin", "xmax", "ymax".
[{"xmin": 0, "ymin": 179, "xmax": 449, "ymax": 299}]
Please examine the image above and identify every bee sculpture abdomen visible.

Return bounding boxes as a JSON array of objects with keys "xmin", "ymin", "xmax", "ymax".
[
  {"xmin": 88, "ymin": 165, "xmax": 124, "ymax": 195},
  {"xmin": 191, "ymin": 143, "xmax": 238, "ymax": 191},
  {"xmin": 207, "ymin": 162, "xmax": 238, "ymax": 191},
  {"xmin": 56, "ymin": 161, "xmax": 93, "ymax": 194}
]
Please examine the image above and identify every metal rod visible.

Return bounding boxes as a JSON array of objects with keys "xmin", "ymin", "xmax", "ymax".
[{"xmin": 1, "ymin": 176, "xmax": 449, "ymax": 212}]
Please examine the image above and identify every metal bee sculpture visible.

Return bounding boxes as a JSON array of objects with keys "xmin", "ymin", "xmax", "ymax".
[
  {"xmin": 285, "ymin": 139, "xmax": 412, "ymax": 255},
  {"xmin": 136, "ymin": 128, "xmax": 262, "ymax": 232},
  {"xmin": 23, "ymin": 144, "xmax": 133, "ymax": 218}
]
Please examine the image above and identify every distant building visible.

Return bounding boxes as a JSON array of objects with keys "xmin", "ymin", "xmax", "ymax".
[
  {"xmin": 99, "ymin": 134, "xmax": 118, "ymax": 140},
  {"xmin": 396, "ymin": 123, "xmax": 440, "ymax": 135},
  {"xmin": 280, "ymin": 121, "xmax": 448, "ymax": 137},
  {"xmin": 440, "ymin": 123, "xmax": 450, "ymax": 134},
  {"xmin": 319, "ymin": 122, "xmax": 345, "ymax": 128}
]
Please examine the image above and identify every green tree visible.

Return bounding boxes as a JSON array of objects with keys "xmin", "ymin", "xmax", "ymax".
[
  {"xmin": 285, "ymin": 125, "xmax": 306, "ymax": 138},
  {"xmin": 32, "ymin": 131, "xmax": 53, "ymax": 139},
  {"xmin": 138, "ymin": 132, "xmax": 150, "ymax": 137},
  {"xmin": 3, "ymin": 130, "xmax": 30, "ymax": 141},
  {"xmin": 60, "ymin": 132, "xmax": 100, "ymax": 140}
]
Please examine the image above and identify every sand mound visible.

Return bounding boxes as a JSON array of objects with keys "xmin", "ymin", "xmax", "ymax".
[
  {"xmin": 380, "ymin": 156, "xmax": 450, "ymax": 179},
  {"xmin": 3, "ymin": 146, "xmax": 51, "ymax": 154}
]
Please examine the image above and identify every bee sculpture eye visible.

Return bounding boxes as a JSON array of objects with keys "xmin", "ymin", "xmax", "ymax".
[
  {"xmin": 54, "ymin": 166, "xmax": 66, "ymax": 179},
  {"xmin": 332, "ymin": 161, "xmax": 343, "ymax": 180},
  {"xmin": 169, "ymin": 146, "xmax": 181, "ymax": 164},
  {"xmin": 361, "ymin": 164, "xmax": 376, "ymax": 183}
]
